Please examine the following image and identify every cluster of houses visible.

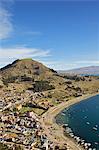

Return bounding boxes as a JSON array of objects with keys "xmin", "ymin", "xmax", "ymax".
[
  {"xmin": 0, "ymin": 110, "xmax": 56, "ymax": 150},
  {"xmin": 0, "ymin": 89, "xmax": 68, "ymax": 150}
]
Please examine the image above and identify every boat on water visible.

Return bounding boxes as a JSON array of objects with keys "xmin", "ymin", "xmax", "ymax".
[{"xmin": 93, "ymin": 127, "xmax": 98, "ymax": 131}]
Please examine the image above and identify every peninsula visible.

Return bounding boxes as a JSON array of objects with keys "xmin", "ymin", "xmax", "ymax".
[{"xmin": 0, "ymin": 59, "xmax": 99, "ymax": 150}]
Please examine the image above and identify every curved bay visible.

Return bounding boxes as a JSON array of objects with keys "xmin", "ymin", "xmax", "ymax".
[{"xmin": 56, "ymin": 95, "xmax": 99, "ymax": 149}]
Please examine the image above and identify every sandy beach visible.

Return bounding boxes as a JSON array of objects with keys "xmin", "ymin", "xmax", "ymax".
[{"xmin": 40, "ymin": 92, "xmax": 99, "ymax": 150}]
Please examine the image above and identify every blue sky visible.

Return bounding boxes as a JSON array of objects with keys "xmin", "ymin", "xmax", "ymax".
[{"xmin": 0, "ymin": 0, "xmax": 99, "ymax": 70}]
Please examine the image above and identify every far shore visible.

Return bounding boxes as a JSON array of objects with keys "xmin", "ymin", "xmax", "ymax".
[{"xmin": 40, "ymin": 92, "xmax": 99, "ymax": 150}]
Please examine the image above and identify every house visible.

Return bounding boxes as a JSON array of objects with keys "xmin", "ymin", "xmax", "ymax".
[
  {"xmin": 0, "ymin": 100, "xmax": 4, "ymax": 109},
  {"xmin": 16, "ymin": 104, "xmax": 22, "ymax": 110},
  {"xmin": 27, "ymin": 111, "xmax": 37, "ymax": 120}
]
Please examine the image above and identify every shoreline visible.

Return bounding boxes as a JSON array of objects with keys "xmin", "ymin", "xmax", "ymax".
[{"xmin": 40, "ymin": 92, "xmax": 99, "ymax": 150}]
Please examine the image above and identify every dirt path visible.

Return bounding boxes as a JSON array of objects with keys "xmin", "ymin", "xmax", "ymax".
[{"xmin": 40, "ymin": 93, "xmax": 99, "ymax": 150}]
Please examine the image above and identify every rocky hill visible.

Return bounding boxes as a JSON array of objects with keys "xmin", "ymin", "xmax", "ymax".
[
  {"xmin": 0, "ymin": 59, "xmax": 55, "ymax": 80},
  {"xmin": 0, "ymin": 59, "xmax": 63, "ymax": 92}
]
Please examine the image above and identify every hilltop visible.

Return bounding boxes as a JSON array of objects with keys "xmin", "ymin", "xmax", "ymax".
[
  {"xmin": 0, "ymin": 59, "xmax": 65, "ymax": 92},
  {"xmin": 0, "ymin": 59, "xmax": 55, "ymax": 80}
]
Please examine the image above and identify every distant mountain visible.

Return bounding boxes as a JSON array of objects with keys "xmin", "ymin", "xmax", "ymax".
[{"xmin": 58, "ymin": 66, "xmax": 99, "ymax": 75}]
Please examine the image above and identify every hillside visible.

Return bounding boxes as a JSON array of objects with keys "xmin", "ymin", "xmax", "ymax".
[
  {"xmin": 0, "ymin": 75, "xmax": 4, "ymax": 88},
  {"xmin": 0, "ymin": 59, "xmax": 65, "ymax": 92},
  {"xmin": 59, "ymin": 66, "xmax": 99, "ymax": 75},
  {"xmin": 0, "ymin": 59, "xmax": 55, "ymax": 80}
]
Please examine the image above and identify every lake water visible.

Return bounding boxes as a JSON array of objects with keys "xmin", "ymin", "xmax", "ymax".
[{"xmin": 56, "ymin": 95, "xmax": 99, "ymax": 149}]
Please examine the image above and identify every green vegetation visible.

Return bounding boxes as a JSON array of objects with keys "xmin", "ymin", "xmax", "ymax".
[
  {"xmin": 32, "ymin": 80, "xmax": 55, "ymax": 92},
  {"xmin": 2, "ymin": 75, "xmax": 34, "ymax": 85},
  {"xmin": 13, "ymin": 145, "xmax": 24, "ymax": 150},
  {"xmin": 19, "ymin": 106, "xmax": 45, "ymax": 115},
  {"xmin": 19, "ymin": 106, "xmax": 32, "ymax": 114},
  {"xmin": 21, "ymin": 58, "xmax": 33, "ymax": 61},
  {"xmin": 63, "ymin": 75, "xmax": 85, "ymax": 81},
  {"xmin": 32, "ymin": 108, "xmax": 45, "ymax": 115},
  {"xmin": 0, "ymin": 143, "xmax": 12, "ymax": 150},
  {"xmin": 2, "ymin": 76, "xmax": 18, "ymax": 84}
]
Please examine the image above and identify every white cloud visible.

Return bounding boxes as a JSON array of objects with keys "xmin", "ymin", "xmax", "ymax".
[
  {"xmin": 0, "ymin": 0, "xmax": 13, "ymax": 40},
  {"xmin": 0, "ymin": 46, "xmax": 50, "ymax": 59},
  {"xmin": 76, "ymin": 60, "xmax": 99, "ymax": 64},
  {"xmin": 0, "ymin": 46, "xmax": 50, "ymax": 68},
  {"xmin": 24, "ymin": 31, "xmax": 42, "ymax": 36},
  {"xmin": 41, "ymin": 60, "xmax": 77, "ymax": 70}
]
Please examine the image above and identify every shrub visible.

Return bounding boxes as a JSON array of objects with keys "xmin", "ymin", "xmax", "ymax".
[
  {"xmin": 33, "ymin": 80, "xmax": 55, "ymax": 92},
  {"xmin": 0, "ymin": 143, "xmax": 12, "ymax": 150}
]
